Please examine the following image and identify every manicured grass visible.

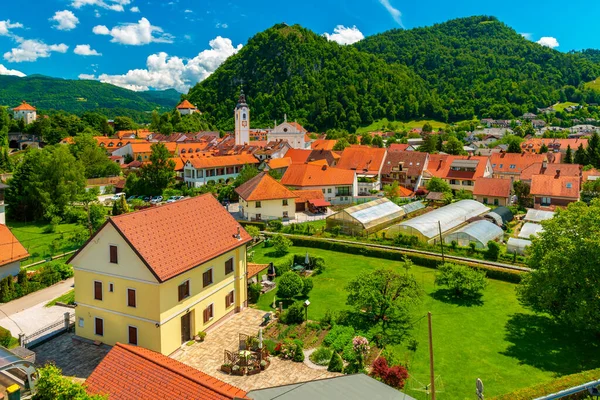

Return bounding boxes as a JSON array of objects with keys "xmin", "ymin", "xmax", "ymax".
[
  {"xmin": 356, "ymin": 118, "xmax": 450, "ymax": 134},
  {"xmin": 7, "ymin": 221, "xmax": 84, "ymax": 266},
  {"xmin": 584, "ymin": 78, "xmax": 600, "ymax": 92},
  {"xmin": 552, "ymin": 102, "xmax": 579, "ymax": 112},
  {"xmin": 45, "ymin": 289, "xmax": 75, "ymax": 307},
  {"xmin": 251, "ymin": 245, "xmax": 600, "ymax": 399}
]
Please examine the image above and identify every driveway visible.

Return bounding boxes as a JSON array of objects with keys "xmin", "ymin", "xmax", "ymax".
[{"xmin": 173, "ymin": 308, "xmax": 338, "ymax": 392}]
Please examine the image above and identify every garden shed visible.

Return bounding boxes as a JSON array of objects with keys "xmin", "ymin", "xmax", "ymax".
[
  {"xmin": 518, "ymin": 222, "xmax": 544, "ymax": 239},
  {"xmin": 524, "ymin": 209, "xmax": 555, "ymax": 223},
  {"xmin": 390, "ymin": 200, "xmax": 490, "ymax": 243},
  {"xmin": 484, "ymin": 206, "xmax": 514, "ymax": 227},
  {"xmin": 444, "ymin": 220, "xmax": 504, "ymax": 248},
  {"xmin": 326, "ymin": 198, "xmax": 405, "ymax": 235},
  {"xmin": 507, "ymin": 237, "xmax": 531, "ymax": 256}
]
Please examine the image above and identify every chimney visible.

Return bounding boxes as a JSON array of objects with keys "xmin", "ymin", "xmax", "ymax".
[
  {"xmin": 234, "ymin": 227, "xmax": 241, "ymax": 240},
  {"xmin": 321, "ymin": 164, "xmax": 327, "ymax": 171},
  {"xmin": 542, "ymin": 159, "xmax": 547, "ymax": 169},
  {"xmin": 555, "ymin": 169, "xmax": 560, "ymax": 178}
]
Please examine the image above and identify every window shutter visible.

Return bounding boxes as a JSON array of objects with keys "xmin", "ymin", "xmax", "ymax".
[
  {"xmin": 94, "ymin": 281, "xmax": 102, "ymax": 301},
  {"xmin": 209, "ymin": 304, "xmax": 214, "ymax": 319},
  {"xmin": 128, "ymin": 326, "xmax": 138, "ymax": 345},
  {"xmin": 127, "ymin": 289, "xmax": 136, "ymax": 307},
  {"xmin": 95, "ymin": 318, "xmax": 103, "ymax": 336},
  {"xmin": 203, "ymin": 308, "xmax": 209, "ymax": 323},
  {"xmin": 109, "ymin": 245, "xmax": 118, "ymax": 264},
  {"xmin": 225, "ymin": 259, "xmax": 234, "ymax": 275}
]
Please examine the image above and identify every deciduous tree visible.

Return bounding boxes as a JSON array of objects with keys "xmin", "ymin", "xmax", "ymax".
[{"xmin": 435, "ymin": 263, "xmax": 487, "ymax": 297}]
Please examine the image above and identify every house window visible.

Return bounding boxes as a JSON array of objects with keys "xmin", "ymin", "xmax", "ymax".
[
  {"xmin": 94, "ymin": 318, "xmax": 104, "ymax": 336},
  {"xmin": 283, "ymin": 211, "xmax": 289, "ymax": 218},
  {"xmin": 322, "ymin": 189, "xmax": 325, "ymax": 193},
  {"xmin": 203, "ymin": 304, "xmax": 214, "ymax": 323},
  {"xmin": 494, "ymin": 198, "xmax": 499, "ymax": 206},
  {"xmin": 327, "ymin": 188, "xmax": 332, "ymax": 194},
  {"xmin": 509, "ymin": 164, "xmax": 516, "ymax": 169},
  {"xmin": 203, "ymin": 269, "xmax": 213, "ymax": 287},
  {"xmin": 109, "ymin": 245, "xmax": 118, "ymax": 264},
  {"xmin": 256, "ymin": 214, "xmax": 262, "ymax": 221},
  {"xmin": 78, "ymin": 318, "xmax": 84, "ymax": 328},
  {"xmin": 483, "ymin": 198, "xmax": 488, "ymax": 204},
  {"xmin": 127, "ymin": 288, "xmax": 136, "ymax": 308},
  {"xmin": 255, "ymin": 201, "xmax": 261, "ymax": 208},
  {"xmin": 282, "ymin": 199, "xmax": 288, "ymax": 206},
  {"xmin": 225, "ymin": 258, "xmax": 234, "ymax": 275},
  {"xmin": 94, "ymin": 281, "xmax": 103, "ymax": 301},
  {"xmin": 225, "ymin": 290, "xmax": 235, "ymax": 308},
  {"xmin": 450, "ymin": 180, "xmax": 457, "ymax": 185},
  {"xmin": 541, "ymin": 197, "xmax": 551, "ymax": 206},
  {"xmin": 566, "ymin": 182, "xmax": 572, "ymax": 189},
  {"xmin": 128, "ymin": 326, "xmax": 138, "ymax": 345},
  {"xmin": 178, "ymin": 280, "xmax": 190, "ymax": 301},
  {"xmin": 109, "ymin": 283, "xmax": 114, "ymax": 293}
]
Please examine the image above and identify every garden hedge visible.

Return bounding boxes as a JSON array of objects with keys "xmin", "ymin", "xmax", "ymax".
[
  {"xmin": 238, "ymin": 220, "xmax": 267, "ymax": 230},
  {"xmin": 491, "ymin": 368, "xmax": 600, "ymax": 400},
  {"xmin": 284, "ymin": 236, "xmax": 523, "ymax": 284}
]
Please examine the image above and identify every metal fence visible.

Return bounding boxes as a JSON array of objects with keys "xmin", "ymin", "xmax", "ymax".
[{"xmin": 20, "ymin": 312, "xmax": 75, "ymax": 348}]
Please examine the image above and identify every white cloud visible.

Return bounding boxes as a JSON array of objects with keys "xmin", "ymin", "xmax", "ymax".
[
  {"xmin": 85, "ymin": 36, "xmax": 242, "ymax": 92},
  {"xmin": 0, "ymin": 20, "xmax": 23, "ymax": 36},
  {"xmin": 130, "ymin": 6, "xmax": 140, "ymax": 12},
  {"xmin": 78, "ymin": 73, "xmax": 96, "ymax": 80},
  {"xmin": 74, "ymin": 44, "xmax": 102, "ymax": 56},
  {"xmin": 520, "ymin": 33, "xmax": 532, "ymax": 40},
  {"xmin": 324, "ymin": 25, "xmax": 364, "ymax": 45},
  {"xmin": 50, "ymin": 10, "xmax": 79, "ymax": 31},
  {"xmin": 4, "ymin": 38, "xmax": 68, "ymax": 62},
  {"xmin": 95, "ymin": 10, "xmax": 102, "ymax": 18},
  {"xmin": 93, "ymin": 17, "xmax": 173, "ymax": 45},
  {"xmin": 0, "ymin": 64, "xmax": 26, "ymax": 77},
  {"xmin": 378, "ymin": 0, "xmax": 404, "ymax": 28},
  {"xmin": 536, "ymin": 36, "xmax": 559, "ymax": 49},
  {"xmin": 71, "ymin": 0, "xmax": 131, "ymax": 12},
  {"xmin": 215, "ymin": 23, "xmax": 228, "ymax": 29},
  {"xmin": 184, "ymin": 9, "xmax": 192, "ymax": 13}
]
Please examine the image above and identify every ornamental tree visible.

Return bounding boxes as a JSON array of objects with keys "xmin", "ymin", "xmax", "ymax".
[
  {"xmin": 426, "ymin": 177, "xmax": 451, "ymax": 193},
  {"xmin": 277, "ymin": 271, "xmax": 304, "ymax": 299},
  {"xmin": 434, "ymin": 263, "xmax": 487, "ymax": 298}
]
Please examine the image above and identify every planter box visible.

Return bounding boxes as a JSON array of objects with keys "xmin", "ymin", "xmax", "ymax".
[
  {"xmin": 247, "ymin": 368, "xmax": 260, "ymax": 376},
  {"xmin": 232, "ymin": 368, "xmax": 244, "ymax": 376},
  {"xmin": 221, "ymin": 366, "xmax": 232, "ymax": 374},
  {"xmin": 260, "ymin": 361, "xmax": 270, "ymax": 371}
]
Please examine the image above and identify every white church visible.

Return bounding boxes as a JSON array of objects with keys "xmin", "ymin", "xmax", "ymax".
[{"xmin": 234, "ymin": 90, "xmax": 310, "ymax": 149}]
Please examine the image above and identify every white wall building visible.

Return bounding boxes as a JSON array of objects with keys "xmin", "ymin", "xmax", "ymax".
[
  {"xmin": 12, "ymin": 101, "xmax": 37, "ymax": 125},
  {"xmin": 183, "ymin": 153, "xmax": 259, "ymax": 187},
  {"xmin": 267, "ymin": 116, "xmax": 309, "ymax": 149},
  {"xmin": 234, "ymin": 90, "xmax": 250, "ymax": 146}
]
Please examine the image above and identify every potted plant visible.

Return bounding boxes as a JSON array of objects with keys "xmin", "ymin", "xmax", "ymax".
[
  {"xmin": 221, "ymin": 363, "xmax": 232, "ymax": 374},
  {"xmin": 247, "ymin": 365, "xmax": 260, "ymax": 375},
  {"xmin": 260, "ymin": 359, "xmax": 269, "ymax": 370},
  {"xmin": 195, "ymin": 331, "xmax": 207, "ymax": 342},
  {"xmin": 232, "ymin": 365, "xmax": 244, "ymax": 376}
]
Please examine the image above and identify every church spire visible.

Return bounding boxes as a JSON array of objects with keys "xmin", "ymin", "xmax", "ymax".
[{"xmin": 236, "ymin": 87, "xmax": 247, "ymax": 109}]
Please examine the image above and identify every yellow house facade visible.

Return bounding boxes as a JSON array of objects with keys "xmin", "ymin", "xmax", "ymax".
[
  {"xmin": 235, "ymin": 171, "xmax": 297, "ymax": 221},
  {"xmin": 70, "ymin": 194, "xmax": 252, "ymax": 355}
]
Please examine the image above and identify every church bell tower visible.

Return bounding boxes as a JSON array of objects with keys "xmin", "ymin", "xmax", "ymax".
[{"xmin": 234, "ymin": 89, "xmax": 250, "ymax": 146}]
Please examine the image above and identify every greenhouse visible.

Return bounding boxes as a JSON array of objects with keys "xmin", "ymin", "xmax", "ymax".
[
  {"xmin": 390, "ymin": 200, "xmax": 490, "ymax": 243},
  {"xmin": 507, "ymin": 237, "xmax": 532, "ymax": 256},
  {"xmin": 484, "ymin": 206, "xmax": 514, "ymax": 227},
  {"xmin": 524, "ymin": 209, "xmax": 555, "ymax": 223},
  {"xmin": 518, "ymin": 222, "xmax": 544, "ymax": 239},
  {"xmin": 444, "ymin": 220, "xmax": 504, "ymax": 249}
]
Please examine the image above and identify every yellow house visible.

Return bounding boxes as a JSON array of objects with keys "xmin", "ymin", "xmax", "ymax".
[
  {"xmin": 69, "ymin": 194, "xmax": 252, "ymax": 355},
  {"xmin": 235, "ymin": 172, "xmax": 297, "ymax": 221}
]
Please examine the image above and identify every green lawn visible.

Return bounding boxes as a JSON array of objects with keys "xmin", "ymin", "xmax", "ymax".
[
  {"xmin": 584, "ymin": 78, "xmax": 600, "ymax": 92},
  {"xmin": 7, "ymin": 221, "xmax": 85, "ymax": 266},
  {"xmin": 45, "ymin": 289, "xmax": 75, "ymax": 307},
  {"xmin": 251, "ymin": 245, "xmax": 600, "ymax": 400},
  {"xmin": 552, "ymin": 102, "xmax": 579, "ymax": 112}
]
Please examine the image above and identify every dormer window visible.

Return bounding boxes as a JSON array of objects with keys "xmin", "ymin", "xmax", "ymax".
[{"xmin": 566, "ymin": 182, "xmax": 572, "ymax": 189}]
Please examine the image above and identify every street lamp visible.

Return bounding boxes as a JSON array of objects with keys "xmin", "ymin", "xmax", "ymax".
[{"xmin": 303, "ymin": 300, "xmax": 310, "ymax": 322}]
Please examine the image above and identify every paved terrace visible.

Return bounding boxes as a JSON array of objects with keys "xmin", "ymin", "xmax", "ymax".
[{"xmin": 173, "ymin": 308, "xmax": 339, "ymax": 392}]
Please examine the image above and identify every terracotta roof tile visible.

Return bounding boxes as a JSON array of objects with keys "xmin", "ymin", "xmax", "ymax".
[
  {"xmin": 336, "ymin": 145, "xmax": 387, "ymax": 174},
  {"xmin": 247, "ymin": 263, "xmax": 269, "ymax": 279},
  {"xmin": 177, "ymin": 99, "xmax": 197, "ymax": 109},
  {"xmin": 490, "ymin": 152, "xmax": 547, "ymax": 174},
  {"xmin": 530, "ymin": 174, "xmax": 580, "ymax": 199},
  {"xmin": 426, "ymin": 155, "xmax": 489, "ymax": 180},
  {"xmin": 472, "ymin": 177, "xmax": 512, "ymax": 198},
  {"xmin": 267, "ymin": 157, "xmax": 292, "ymax": 170},
  {"xmin": 520, "ymin": 163, "xmax": 581, "ymax": 181},
  {"xmin": 381, "ymin": 150, "xmax": 428, "ymax": 177},
  {"xmin": 108, "ymin": 194, "xmax": 251, "ymax": 282},
  {"xmin": 0, "ymin": 225, "xmax": 29, "ymax": 267},
  {"xmin": 388, "ymin": 143, "xmax": 410, "ymax": 152},
  {"xmin": 13, "ymin": 101, "xmax": 36, "ymax": 111},
  {"xmin": 311, "ymin": 139, "xmax": 337, "ymax": 151},
  {"xmin": 521, "ymin": 138, "xmax": 588, "ymax": 153},
  {"xmin": 281, "ymin": 164, "xmax": 355, "ymax": 187},
  {"xmin": 130, "ymin": 142, "xmax": 178, "ymax": 154},
  {"xmin": 86, "ymin": 343, "xmax": 247, "ymax": 400},
  {"xmin": 235, "ymin": 172, "xmax": 297, "ymax": 201},
  {"xmin": 186, "ymin": 153, "xmax": 258, "ymax": 169},
  {"xmin": 292, "ymin": 189, "xmax": 325, "ymax": 204},
  {"xmin": 285, "ymin": 149, "xmax": 312, "ymax": 164}
]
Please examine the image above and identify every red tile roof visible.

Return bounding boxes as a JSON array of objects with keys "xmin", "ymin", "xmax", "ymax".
[
  {"xmin": 530, "ymin": 174, "xmax": 580, "ymax": 199},
  {"xmin": 472, "ymin": 177, "xmax": 512, "ymax": 198},
  {"xmin": 311, "ymin": 139, "xmax": 337, "ymax": 151},
  {"xmin": 388, "ymin": 143, "xmax": 410, "ymax": 152},
  {"xmin": 583, "ymin": 168, "xmax": 600, "ymax": 182},
  {"xmin": 285, "ymin": 149, "xmax": 312, "ymax": 164},
  {"xmin": 235, "ymin": 172, "xmax": 297, "ymax": 201},
  {"xmin": 267, "ymin": 157, "xmax": 292, "ymax": 170},
  {"xmin": 13, "ymin": 101, "xmax": 36, "ymax": 111},
  {"xmin": 186, "ymin": 153, "xmax": 259, "ymax": 169},
  {"xmin": 86, "ymin": 343, "xmax": 247, "ymax": 400},
  {"xmin": 247, "ymin": 263, "xmax": 269, "ymax": 279},
  {"xmin": 100, "ymin": 194, "xmax": 251, "ymax": 282},
  {"xmin": 177, "ymin": 99, "xmax": 197, "ymax": 109},
  {"xmin": 520, "ymin": 163, "xmax": 581, "ymax": 182},
  {"xmin": 0, "ymin": 225, "xmax": 29, "ymax": 267},
  {"xmin": 381, "ymin": 150, "xmax": 428, "ymax": 177},
  {"xmin": 130, "ymin": 142, "xmax": 178, "ymax": 154},
  {"xmin": 490, "ymin": 152, "xmax": 547, "ymax": 174},
  {"xmin": 521, "ymin": 138, "xmax": 588, "ymax": 153},
  {"xmin": 426, "ymin": 155, "xmax": 489, "ymax": 181},
  {"xmin": 292, "ymin": 189, "xmax": 325, "ymax": 204},
  {"xmin": 281, "ymin": 164, "xmax": 355, "ymax": 187},
  {"xmin": 336, "ymin": 145, "xmax": 387, "ymax": 174}
]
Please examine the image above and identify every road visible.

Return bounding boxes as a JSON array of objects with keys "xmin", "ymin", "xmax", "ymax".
[{"xmin": 262, "ymin": 232, "xmax": 531, "ymax": 273}]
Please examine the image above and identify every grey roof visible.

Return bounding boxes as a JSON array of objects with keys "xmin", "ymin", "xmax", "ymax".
[
  {"xmin": 444, "ymin": 220, "xmax": 504, "ymax": 246},
  {"xmin": 247, "ymin": 374, "xmax": 416, "ymax": 400},
  {"xmin": 330, "ymin": 198, "xmax": 404, "ymax": 230},
  {"xmin": 491, "ymin": 206, "xmax": 514, "ymax": 223},
  {"xmin": 507, "ymin": 237, "xmax": 532, "ymax": 253},
  {"xmin": 524, "ymin": 209, "xmax": 555, "ymax": 223},
  {"xmin": 518, "ymin": 222, "xmax": 544, "ymax": 239}
]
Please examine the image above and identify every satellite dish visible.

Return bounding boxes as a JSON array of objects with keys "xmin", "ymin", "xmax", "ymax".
[{"xmin": 476, "ymin": 378, "xmax": 484, "ymax": 399}]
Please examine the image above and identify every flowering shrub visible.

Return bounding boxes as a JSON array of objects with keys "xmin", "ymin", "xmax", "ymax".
[
  {"xmin": 352, "ymin": 336, "xmax": 370, "ymax": 360},
  {"xmin": 370, "ymin": 356, "xmax": 409, "ymax": 389},
  {"xmin": 279, "ymin": 339, "xmax": 296, "ymax": 360}
]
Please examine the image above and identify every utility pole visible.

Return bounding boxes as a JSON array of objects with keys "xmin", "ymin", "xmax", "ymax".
[
  {"xmin": 428, "ymin": 312, "xmax": 436, "ymax": 400},
  {"xmin": 438, "ymin": 221, "xmax": 445, "ymax": 264}
]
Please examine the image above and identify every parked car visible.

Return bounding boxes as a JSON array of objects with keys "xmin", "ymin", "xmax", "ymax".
[
  {"xmin": 150, "ymin": 196, "xmax": 163, "ymax": 204},
  {"xmin": 111, "ymin": 193, "xmax": 126, "ymax": 201},
  {"xmin": 127, "ymin": 195, "xmax": 137, "ymax": 202},
  {"xmin": 143, "ymin": 196, "xmax": 151, "ymax": 202},
  {"xmin": 166, "ymin": 196, "xmax": 184, "ymax": 203}
]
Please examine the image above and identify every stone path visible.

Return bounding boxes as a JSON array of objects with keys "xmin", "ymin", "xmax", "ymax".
[
  {"xmin": 303, "ymin": 348, "xmax": 329, "ymax": 370},
  {"xmin": 173, "ymin": 308, "xmax": 339, "ymax": 392}
]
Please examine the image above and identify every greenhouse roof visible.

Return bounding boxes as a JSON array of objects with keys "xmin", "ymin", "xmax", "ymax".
[
  {"xmin": 507, "ymin": 237, "xmax": 532, "ymax": 251},
  {"xmin": 399, "ymin": 200, "xmax": 490, "ymax": 239},
  {"xmin": 524, "ymin": 209, "xmax": 555, "ymax": 223},
  {"xmin": 490, "ymin": 206, "xmax": 514, "ymax": 224},
  {"xmin": 336, "ymin": 198, "xmax": 404, "ymax": 230},
  {"xmin": 399, "ymin": 201, "xmax": 426, "ymax": 214},
  {"xmin": 518, "ymin": 222, "xmax": 544, "ymax": 239},
  {"xmin": 447, "ymin": 220, "xmax": 503, "ymax": 245}
]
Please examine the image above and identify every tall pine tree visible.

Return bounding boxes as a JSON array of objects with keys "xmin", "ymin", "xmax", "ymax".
[
  {"xmin": 574, "ymin": 144, "xmax": 588, "ymax": 166},
  {"xmin": 564, "ymin": 145, "xmax": 573, "ymax": 164}
]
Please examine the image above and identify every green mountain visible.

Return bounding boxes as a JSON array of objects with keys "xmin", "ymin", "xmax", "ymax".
[
  {"xmin": 0, "ymin": 75, "xmax": 181, "ymax": 121},
  {"xmin": 187, "ymin": 24, "xmax": 439, "ymax": 132},
  {"xmin": 188, "ymin": 17, "xmax": 600, "ymax": 130}
]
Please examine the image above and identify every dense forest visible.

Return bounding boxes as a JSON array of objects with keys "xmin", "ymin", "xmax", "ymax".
[
  {"xmin": 188, "ymin": 17, "xmax": 600, "ymax": 131},
  {"xmin": 0, "ymin": 75, "xmax": 180, "ymax": 122}
]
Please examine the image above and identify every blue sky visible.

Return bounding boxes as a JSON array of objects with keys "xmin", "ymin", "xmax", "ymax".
[{"xmin": 1, "ymin": 0, "xmax": 598, "ymax": 93}]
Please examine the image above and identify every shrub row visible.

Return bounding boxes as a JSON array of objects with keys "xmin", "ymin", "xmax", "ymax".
[
  {"xmin": 0, "ymin": 262, "xmax": 74, "ymax": 304},
  {"xmin": 238, "ymin": 220, "xmax": 266, "ymax": 230},
  {"xmin": 491, "ymin": 368, "xmax": 600, "ymax": 400},
  {"xmin": 285, "ymin": 236, "xmax": 523, "ymax": 284}
]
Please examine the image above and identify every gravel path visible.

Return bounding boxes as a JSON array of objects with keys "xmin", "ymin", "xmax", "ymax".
[{"xmin": 303, "ymin": 348, "xmax": 329, "ymax": 370}]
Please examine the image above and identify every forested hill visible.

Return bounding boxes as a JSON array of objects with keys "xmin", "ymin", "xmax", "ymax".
[
  {"xmin": 355, "ymin": 16, "xmax": 600, "ymax": 121},
  {"xmin": 0, "ymin": 75, "xmax": 180, "ymax": 121},
  {"xmin": 186, "ymin": 24, "xmax": 441, "ymax": 132},
  {"xmin": 189, "ymin": 17, "xmax": 600, "ymax": 131}
]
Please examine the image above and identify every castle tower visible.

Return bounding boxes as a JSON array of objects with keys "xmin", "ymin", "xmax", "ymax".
[{"xmin": 234, "ymin": 89, "xmax": 250, "ymax": 146}]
